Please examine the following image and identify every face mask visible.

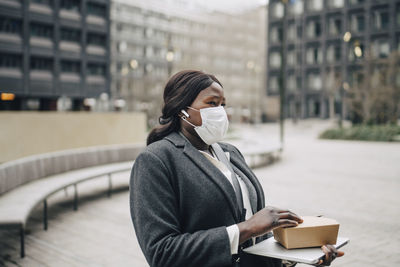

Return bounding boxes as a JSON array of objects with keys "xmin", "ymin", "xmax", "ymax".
[{"xmin": 181, "ymin": 106, "xmax": 229, "ymax": 145}]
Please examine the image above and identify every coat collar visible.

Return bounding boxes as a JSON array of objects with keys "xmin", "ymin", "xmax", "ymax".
[
  {"xmin": 220, "ymin": 143, "xmax": 265, "ymax": 210},
  {"xmin": 164, "ymin": 131, "xmax": 186, "ymax": 147},
  {"xmin": 164, "ymin": 132, "xmax": 241, "ymax": 222}
]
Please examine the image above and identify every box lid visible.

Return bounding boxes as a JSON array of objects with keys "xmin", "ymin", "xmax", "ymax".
[{"xmin": 294, "ymin": 216, "xmax": 339, "ymax": 228}]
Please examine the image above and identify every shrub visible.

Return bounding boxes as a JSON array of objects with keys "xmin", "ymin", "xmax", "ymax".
[{"xmin": 319, "ymin": 124, "xmax": 400, "ymax": 142}]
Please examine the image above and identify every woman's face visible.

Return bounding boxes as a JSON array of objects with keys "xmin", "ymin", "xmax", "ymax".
[{"xmin": 181, "ymin": 82, "xmax": 226, "ymax": 132}]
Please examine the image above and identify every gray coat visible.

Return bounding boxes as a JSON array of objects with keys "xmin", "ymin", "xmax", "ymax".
[{"xmin": 130, "ymin": 132, "xmax": 282, "ymax": 267}]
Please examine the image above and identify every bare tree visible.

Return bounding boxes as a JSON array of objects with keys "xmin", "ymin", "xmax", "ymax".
[{"xmin": 345, "ymin": 51, "xmax": 400, "ymax": 125}]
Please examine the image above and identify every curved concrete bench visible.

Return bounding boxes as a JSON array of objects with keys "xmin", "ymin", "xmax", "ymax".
[
  {"xmin": 0, "ymin": 144, "xmax": 144, "ymax": 258},
  {"xmin": 241, "ymin": 143, "xmax": 282, "ymax": 168}
]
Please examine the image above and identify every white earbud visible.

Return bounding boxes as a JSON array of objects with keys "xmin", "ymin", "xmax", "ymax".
[{"xmin": 181, "ymin": 110, "xmax": 190, "ymax": 118}]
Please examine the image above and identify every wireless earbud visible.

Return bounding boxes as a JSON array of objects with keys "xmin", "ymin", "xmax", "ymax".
[{"xmin": 181, "ymin": 110, "xmax": 190, "ymax": 118}]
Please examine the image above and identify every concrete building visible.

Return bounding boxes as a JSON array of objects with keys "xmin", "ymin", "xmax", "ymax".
[
  {"xmin": 111, "ymin": 0, "xmax": 267, "ymax": 125},
  {"xmin": 0, "ymin": 0, "xmax": 111, "ymax": 111},
  {"xmin": 267, "ymin": 0, "xmax": 400, "ymax": 120}
]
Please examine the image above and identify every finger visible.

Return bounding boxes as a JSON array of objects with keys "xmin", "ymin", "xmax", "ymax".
[
  {"xmin": 274, "ymin": 209, "xmax": 304, "ymax": 222},
  {"xmin": 337, "ymin": 251, "xmax": 345, "ymax": 257},
  {"xmin": 325, "ymin": 244, "xmax": 343, "ymax": 260},
  {"xmin": 276, "ymin": 219, "xmax": 299, "ymax": 228},
  {"xmin": 322, "ymin": 245, "xmax": 332, "ymax": 264},
  {"xmin": 325, "ymin": 244, "xmax": 337, "ymax": 258},
  {"xmin": 279, "ymin": 212, "xmax": 303, "ymax": 223},
  {"xmin": 275, "ymin": 207, "xmax": 290, "ymax": 213},
  {"xmin": 325, "ymin": 244, "xmax": 336, "ymax": 252}
]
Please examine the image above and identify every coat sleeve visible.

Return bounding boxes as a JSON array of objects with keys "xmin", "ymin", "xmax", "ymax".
[{"xmin": 129, "ymin": 151, "xmax": 233, "ymax": 267}]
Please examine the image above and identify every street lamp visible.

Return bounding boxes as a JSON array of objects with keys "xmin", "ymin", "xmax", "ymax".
[
  {"xmin": 166, "ymin": 50, "xmax": 174, "ymax": 77},
  {"xmin": 279, "ymin": 0, "xmax": 288, "ymax": 148},
  {"xmin": 246, "ymin": 60, "xmax": 256, "ymax": 123},
  {"xmin": 343, "ymin": 31, "xmax": 351, "ymax": 43},
  {"xmin": 129, "ymin": 59, "xmax": 138, "ymax": 70},
  {"xmin": 128, "ymin": 59, "xmax": 138, "ymax": 111},
  {"xmin": 339, "ymin": 32, "xmax": 352, "ymax": 128},
  {"xmin": 354, "ymin": 44, "xmax": 362, "ymax": 58}
]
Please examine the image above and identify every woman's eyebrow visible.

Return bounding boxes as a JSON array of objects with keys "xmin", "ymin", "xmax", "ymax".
[{"xmin": 203, "ymin": 94, "xmax": 225, "ymax": 101}]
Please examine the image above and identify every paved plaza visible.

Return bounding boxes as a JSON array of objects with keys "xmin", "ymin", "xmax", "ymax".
[{"xmin": 1, "ymin": 121, "xmax": 399, "ymax": 266}]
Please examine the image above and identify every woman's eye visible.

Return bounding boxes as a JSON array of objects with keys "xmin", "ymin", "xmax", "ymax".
[
  {"xmin": 221, "ymin": 103, "xmax": 226, "ymax": 107},
  {"xmin": 208, "ymin": 101, "xmax": 217, "ymax": 106}
]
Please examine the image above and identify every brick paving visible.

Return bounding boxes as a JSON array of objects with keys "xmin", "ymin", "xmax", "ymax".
[{"xmin": 1, "ymin": 120, "xmax": 399, "ymax": 266}]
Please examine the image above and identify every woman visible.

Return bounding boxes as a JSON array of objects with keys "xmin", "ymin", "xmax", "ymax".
[{"xmin": 130, "ymin": 70, "xmax": 343, "ymax": 267}]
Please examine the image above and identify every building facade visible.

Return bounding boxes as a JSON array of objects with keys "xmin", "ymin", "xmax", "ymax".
[
  {"xmin": 111, "ymin": 0, "xmax": 267, "ymax": 125},
  {"xmin": 267, "ymin": 0, "xmax": 400, "ymax": 120},
  {"xmin": 0, "ymin": 0, "xmax": 110, "ymax": 111}
]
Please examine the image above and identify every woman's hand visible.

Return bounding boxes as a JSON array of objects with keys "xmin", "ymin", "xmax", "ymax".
[
  {"xmin": 314, "ymin": 244, "xmax": 345, "ymax": 266},
  {"xmin": 237, "ymin": 206, "xmax": 303, "ymax": 244}
]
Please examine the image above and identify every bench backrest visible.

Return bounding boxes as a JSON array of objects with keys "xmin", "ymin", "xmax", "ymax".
[{"xmin": 0, "ymin": 144, "xmax": 144, "ymax": 195}]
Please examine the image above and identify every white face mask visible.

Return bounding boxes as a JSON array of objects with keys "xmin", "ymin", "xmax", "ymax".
[{"xmin": 181, "ymin": 106, "xmax": 229, "ymax": 145}]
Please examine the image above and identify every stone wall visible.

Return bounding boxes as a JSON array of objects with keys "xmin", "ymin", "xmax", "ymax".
[{"xmin": 0, "ymin": 112, "xmax": 147, "ymax": 163}]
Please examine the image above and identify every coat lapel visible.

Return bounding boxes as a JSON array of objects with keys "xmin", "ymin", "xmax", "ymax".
[
  {"xmin": 183, "ymin": 144, "xmax": 240, "ymax": 222},
  {"xmin": 228, "ymin": 150, "xmax": 265, "ymax": 210},
  {"xmin": 165, "ymin": 132, "xmax": 240, "ymax": 222},
  {"xmin": 231, "ymin": 164, "xmax": 258, "ymax": 215}
]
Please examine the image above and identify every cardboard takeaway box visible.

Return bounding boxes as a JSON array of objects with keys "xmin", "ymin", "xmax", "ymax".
[{"xmin": 273, "ymin": 216, "xmax": 339, "ymax": 249}]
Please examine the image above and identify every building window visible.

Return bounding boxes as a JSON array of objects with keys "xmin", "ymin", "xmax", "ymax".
[
  {"xmin": 0, "ymin": 53, "xmax": 22, "ymax": 69},
  {"xmin": 326, "ymin": 44, "xmax": 341, "ymax": 64},
  {"xmin": 307, "ymin": 72, "xmax": 322, "ymax": 90},
  {"xmin": 372, "ymin": 9, "xmax": 389, "ymax": 31},
  {"xmin": 396, "ymin": 68, "xmax": 400, "ymax": 87},
  {"xmin": 287, "ymin": 24, "xmax": 296, "ymax": 42},
  {"xmin": 397, "ymin": 5, "xmax": 400, "ymax": 28},
  {"xmin": 31, "ymin": 57, "xmax": 53, "ymax": 71},
  {"xmin": 327, "ymin": 17, "xmax": 341, "ymax": 36},
  {"xmin": 328, "ymin": 0, "xmax": 343, "ymax": 8},
  {"xmin": 350, "ymin": 13, "xmax": 365, "ymax": 33},
  {"xmin": 60, "ymin": 28, "xmax": 80, "ymax": 42},
  {"xmin": 270, "ymin": 2, "xmax": 284, "ymax": 19},
  {"xmin": 397, "ymin": 36, "xmax": 400, "ymax": 52},
  {"xmin": 87, "ymin": 33, "xmax": 106, "ymax": 47},
  {"xmin": 297, "ymin": 25, "xmax": 302, "ymax": 39},
  {"xmin": 306, "ymin": 19, "xmax": 321, "ymax": 38},
  {"xmin": 307, "ymin": 0, "xmax": 323, "ymax": 12},
  {"xmin": 87, "ymin": 2, "xmax": 106, "ymax": 17},
  {"xmin": 372, "ymin": 39, "xmax": 390, "ymax": 59},
  {"xmin": 87, "ymin": 63, "xmax": 105, "ymax": 76},
  {"xmin": 269, "ymin": 76, "xmax": 279, "ymax": 93},
  {"xmin": 270, "ymin": 25, "xmax": 282, "ymax": 43},
  {"xmin": 287, "ymin": 50, "xmax": 296, "ymax": 66},
  {"xmin": 60, "ymin": 0, "xmax": 80, "ymax": 12},
  {"xmin": 61, "ymin": 60, "xmax": 80, "ymax": 73},
  {"xmin": 31, "ymin": 0, "xmax": 53, "ymax": 6},
  {"xmin": 326, "ymin": 69, "xmax": 341, "ymax": 90},
  {"xmin": 30, "ymin": 22, "xmax": 53, "ymax": 38},
  {"xmin": 288, "ymin": 0, "xmax": 303, "ymax": 16},
  {"xmin": 349, "ymin": 0, "xmax": 365, "ymax": 6},
  {"xmin": 306, "ymin": 46, "xmax": 322, "ymax": 65},
  {"xmin": 0, "ymin": 17, "xmax": 22, "ymax": 34},
  {"xmin": 287, "ymin": 74, "xmax": 296, "ymax": 91},
  {"xmin": 269, "ymin": 52, "xmax": 281, "ymax": 68},
  {"xmin": 297, "ymin": 52, "xmax": 302, "ymax": 65},
  {"xmin": 348, "ymin": 68, "xmax": 364, "ymax": 88},
  {"xmin": 145, "ymin": 46, "xmax": 154, "ymax": 57}
]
